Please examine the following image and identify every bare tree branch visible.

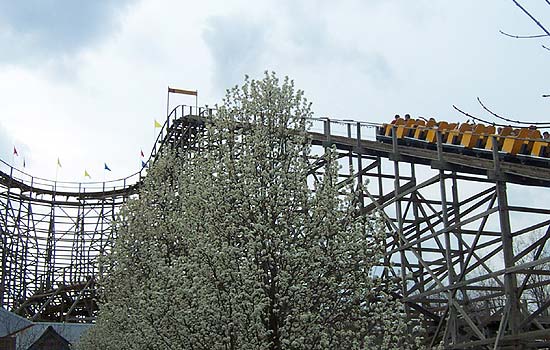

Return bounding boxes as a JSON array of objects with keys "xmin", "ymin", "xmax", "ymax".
[
  {"xmin": 511, "ymin": 0, "xmax": 550, "ymax": 37},
  {"xmin": 477, "ymin": 97, "xmax": 510, "ymax": 122},
  {"xmin": 453, "ymin": 104, "xmax": 550, "ymax": 128},
  {"xmin": 476, "ymin": 97, "xmax": 550, "ymax": 126},
  {"xmin": 499, "ymin": 30, "xmax": 548, "ymax": 39},
  {"xmin": 452, "ymin": 105, "xmax": 501, "ymax": 126}
]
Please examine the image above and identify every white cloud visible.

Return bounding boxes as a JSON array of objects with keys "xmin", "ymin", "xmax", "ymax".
[
  {"xmin": 0, "ymin": 0, "xmax": 549, "ymax": 183},
  {"xmin": 0, "ymin": 0, "xmax": 137, "ymax": 65}
]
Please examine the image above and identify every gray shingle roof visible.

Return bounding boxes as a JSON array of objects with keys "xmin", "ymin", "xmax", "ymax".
[
  {"xmin": 0, "ymin": 308, "xmax": 32, "ymax": 337},
  {"xmin": 13, "ymin": 323, "xmax": 91, "ymax": 350},
  {"xmin": 0, "ymin": 308, "xmax": 92, "ymax": 349}
]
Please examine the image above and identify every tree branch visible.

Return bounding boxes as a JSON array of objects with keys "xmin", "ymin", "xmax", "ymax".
[
  {"xmin": 476, "ymin": 97, "xmax": 513, "ymax": 123},
  {"xmin": 477, "ymin": 97, "xmax": 550, "ymax": 126},
  {"xmin": 511, "ymin": 0, "xmax": 550, "ymax": 37},
  {"xmin": 452, "ymin": 105, "xmax": 496, "ymax": 125},
  {"xmin": 499, "ymin": 30, "xmax": 548, "ymax": 39},
  {"xmin": 452, "ymin": 104, "xmax": 523, "ymax": 128}
]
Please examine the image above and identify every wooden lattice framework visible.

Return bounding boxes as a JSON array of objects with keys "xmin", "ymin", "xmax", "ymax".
[{"xmin": 1, "ymin": 105, "xmax": 549, "ymax": 348}]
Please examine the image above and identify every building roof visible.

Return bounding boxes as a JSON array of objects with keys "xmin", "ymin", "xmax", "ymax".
[
  {"xmin": 9, "ymin": 323, "xmax": 91, "ymax": 349},
  {"xmin": 27, "ymin": 326, "xmax": 70, "ymax": 350},
  {"xmin": 0, "ymin": 308, "xmax": 32, "ymax": 337},
  {"xmin": 0, "ymin": 308, "xmax": 92, "ymax": 349}
]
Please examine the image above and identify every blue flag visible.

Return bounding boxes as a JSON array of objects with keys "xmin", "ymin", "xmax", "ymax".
[
  {"xmin": 141, "ymin": 160, "xmax": 147, "ymax": 168},
  {"xmin": 104, "ymin": 163, "xmax": 111, "ymax": 171}
]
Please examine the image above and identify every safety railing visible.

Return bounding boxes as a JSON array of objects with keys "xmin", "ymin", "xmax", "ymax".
[
  {"xmin": 307, "ymin": 116, "xmax": 381, "ymax": 143},
  {"xmin": 4, "ymin": 112, "xmax": 548, "ymax": 200},
  {"xmin": 0, "ymin": 105, "xmax": 217, "ymax": 198},
  {"xmin": 0, "ymin": 158, "xmax": 143, "ymax": 197}
]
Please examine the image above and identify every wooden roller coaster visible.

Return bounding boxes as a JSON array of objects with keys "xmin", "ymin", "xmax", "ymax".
[{"xmin": 1, "ymin": 106, "xmax": 549, "ymax": 348}]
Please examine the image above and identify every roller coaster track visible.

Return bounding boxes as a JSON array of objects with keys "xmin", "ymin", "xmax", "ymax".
[{"xmin": 1, "ymin": 105, "xmax": 550, "ymax": 348}]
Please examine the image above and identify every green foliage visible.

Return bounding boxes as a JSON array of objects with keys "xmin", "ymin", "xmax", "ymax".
[{"xmin": 79, "ymin": 72, "xmax": 420, "ymax": 350}]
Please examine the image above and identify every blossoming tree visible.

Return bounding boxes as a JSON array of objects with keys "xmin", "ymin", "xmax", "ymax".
[{"xmin": 79, "ymin": 73, "xmax": 421, "ymax": 350}]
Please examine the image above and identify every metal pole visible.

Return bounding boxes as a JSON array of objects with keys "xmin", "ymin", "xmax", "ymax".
[{"xmin": 166, "ymin": 87, "xmax": 170, "ymax": 118}]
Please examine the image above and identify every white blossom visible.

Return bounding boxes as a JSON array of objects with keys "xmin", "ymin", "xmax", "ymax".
[{"xmin": 79, "ymin": 72, "xmax": 422, "ymax": 350}]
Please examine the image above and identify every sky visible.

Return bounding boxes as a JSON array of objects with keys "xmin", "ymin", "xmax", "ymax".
[{"xmin": 0, "ymin": 0, "xmax": 549, "ymax": 183}]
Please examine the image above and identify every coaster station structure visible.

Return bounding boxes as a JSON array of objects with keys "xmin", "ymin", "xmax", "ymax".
[{"xmin": 1, "ymin": 105, "xmax": 549, "ymax": 348}]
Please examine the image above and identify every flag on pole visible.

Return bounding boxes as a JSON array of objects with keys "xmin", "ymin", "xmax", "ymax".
[
  {"xmin": 84, "ymin": 170, "xmax": 91, "ymax": 178},
  {"xmin": 154, "ymin": 120, "xmax": 162, "ymax": 128},
  {"xmin": 13, "ymin": 146, "xmax": 18, "ymax": 156},
  {"xmin": 140, "ymin": 149, "xmax": 145, "ymax": 157},
  {"xmin": 168, "ymin": 87, "xmax": 198, "ymax": 96},
  {"xmin": 104, "ymin": 163, "xmax": 111, "ymax": 171},
  {"xmin": 57, "ymin": 158, "xmax": 62, "ymax": 168},
  {"xmin": 141, "ymin": 160, "xmax": 147, "ymax": 168}
]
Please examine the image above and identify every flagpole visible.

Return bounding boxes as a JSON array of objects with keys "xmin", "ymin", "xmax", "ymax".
[
  {"xmin": 54, "ymin": 165, "xmax": 58, "ymax": 194},
  {"xmin": 167, "ymin": 87, "xmax": 198, "ymax": 114},
  {"xmin": 55, "ymin": 158, "xmax": 61, "ymax": 182},
  {"xmin": 167, "ymin": 87, "xmax": 170, "ymax": 118},
  {"xmin": 103, "ymin": 163, "xmax": 112, "ymax": 183}
]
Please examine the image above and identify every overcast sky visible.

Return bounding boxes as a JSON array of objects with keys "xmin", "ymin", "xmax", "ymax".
[{"xmin": 0, "ymin": 0, "xmax": 549, "ymax": 182}]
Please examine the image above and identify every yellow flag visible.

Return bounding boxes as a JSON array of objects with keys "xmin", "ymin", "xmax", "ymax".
[
  {"xmin": 154, "ymin": 120, "xmax": 162, "ymax": 128},
  {"xmin": 84, "ymin": 170, "xmax": 91, "ymax": 178},
  {"xmin": 57, "ymin": 158, "xmax": 62, "ymax": 168}
]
